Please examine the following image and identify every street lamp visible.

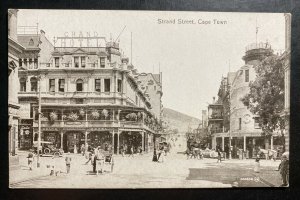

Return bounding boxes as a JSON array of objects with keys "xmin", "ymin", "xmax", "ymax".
[
  {"xmin": 228, "ymin": 106, "xmax": 236, "ymax": 160},
  {"xmin": 37, "ymin": 75, "xmax": 42, "ymax": 168}
]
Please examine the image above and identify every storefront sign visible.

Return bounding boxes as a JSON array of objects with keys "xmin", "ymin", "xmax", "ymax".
[{"xmin": 18, "ymin": 104, "xmax": 31, "ymax": 119}]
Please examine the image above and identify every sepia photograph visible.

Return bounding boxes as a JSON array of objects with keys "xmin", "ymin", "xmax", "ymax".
[{"xmin": 8, "ymin": 9, "xmax": 290, "ymax": 188}]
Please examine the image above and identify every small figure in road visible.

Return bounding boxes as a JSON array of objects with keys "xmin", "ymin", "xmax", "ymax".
[
  {"xmin": 85, "ymin": 151, "xmax": 93, "ymax": 165},
  {"xmin": 152, "ymin": 148, "xmax": 158, "ymax": 162},
  {"xmin": 254, "ymin": 157, "xmax": 260, "ymax": 173},
  {"xmin": 128, "ymin": 146, "xmax": 134, "ymax": 157},
  {"xmin": 65, "ymin": 152, "xmax": 72, "ymax": 174},
  {"xmin": 74, "ymin": 144, "xmax": 78, "ymax": 154},
  {"xmin": 92, "ymin": 152, "xmax": 97, "ymax": 173},
  {"xmin": 81, "ymin": 144, "xmax": 85, "ymax": 156},
  {"xmin": 27, "ymin": 150, "xmax": 34, "ymax": 171},
  {"xmin": 217, "ymin": 148, "xmax": 222, "ymax": 163},
  {"xmin": 279, "ymin": 153, "xmax": 289, "ymax": 186}
]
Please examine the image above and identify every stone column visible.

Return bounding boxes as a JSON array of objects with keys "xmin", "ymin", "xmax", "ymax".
[
  {"xmin": 60, "ymin": 131, "xmax": 64, "ymax": 149},
  {"xmin": 270, "ymin": 136, "xmax": 274, "ymax": 150},
  {"xmin": 141, "ymin": 131, "xmax": 144, "ymax": 152},
  {"xmin": 222, "ymin": 136, "xmax": 225, "ymax": 151},
  {"xmin": 212, "ymin": 136, "xmax": 216, "ymax": 150},
  {"xmin": 112, "ymin": 130, "xmax": 115, "ymax": 153},
  {"xmin": 117, "ymin": 130, "xmax": 120, "ymax": 155},
  {"xmin": 243, "ymin": 136, "xmax": 246, "ymax": 151},
  {"xmin": 85, "ymin": 131, "xmax": 89, "ymax": 146}
]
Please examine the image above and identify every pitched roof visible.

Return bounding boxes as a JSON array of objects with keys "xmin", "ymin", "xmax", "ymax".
[{"xmin": 17, "ymin": 35, "xmax": 40, "ymax": 49}]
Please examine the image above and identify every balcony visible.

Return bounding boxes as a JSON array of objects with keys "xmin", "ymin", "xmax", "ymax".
[
  {"xmin": 40, "ymin": 120, "xmax": 156, "ymax": 132},
  {"xmin": 210, "ymin": 128, "xmax": 224, "ymax": 134}
]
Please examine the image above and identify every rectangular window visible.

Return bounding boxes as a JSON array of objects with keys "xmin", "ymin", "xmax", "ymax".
[
  {"xmin": 29, "ymin": 59, "xmax": 33, "ymax": 69},
  {"xmin": 34, "ymin": 59, "xmax": 38, "ymax": 69},
  {"xmin": 254, "ymin": 117, "xmax": 260, "ymax": 129},
  {"xmin": 55, "ymin": 57, "xmax": 59, "ymax": 68},
  {"xmin": 245, "ymin": 69, "xmax": 249, "ymax": 82},
  {"xmin": 74, "ymin": 57, "xmax": 79, "ymax": 68},
  {"xmin": 49, "ymin": 79, "xmax": 55, "ymax": 92},
  {"xmin": 19, "ymin": 59, "xmax": 22, "ymax": 67},
  {"xmin": 31, "ymin": 81, "xmax": 37, "ymax": 92},
  {"xmin": 104, "ymin": 79, "xmax": 110, "ymax": 92},
  {"xmin": 117, "ymin": 79, "xmax": 122, "ymax": 92},
  {"xmin": 59, "ymin": 79, "xmax": 65, "ymax": 92},
  {"xmin": 239, "ymin": 118, "xmax": 242, "ymax": 130},
  {"xmin": 20, "ymin": 80, "xmax": 26, "ymax": 92},
  {"xmin": 95, "ymin": 79, "xmax": 101, "ymax": 92},
  {"xmin": 81, "ymin": 57, "xmax": 85, "ymax": 68},
  {"xmin": 100, "ymin": 57, "xmax": 105, "ymax": 68}
]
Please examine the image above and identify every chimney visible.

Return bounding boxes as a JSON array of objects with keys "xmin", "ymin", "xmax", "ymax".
[{"xmin": 213, "ymin": 97, "xmax": 215, "ymax": 104}]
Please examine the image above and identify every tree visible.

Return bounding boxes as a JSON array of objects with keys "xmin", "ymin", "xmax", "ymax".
[{"xmin": 241, "ymin": 55, "xmax": 285, "ymax": 137}]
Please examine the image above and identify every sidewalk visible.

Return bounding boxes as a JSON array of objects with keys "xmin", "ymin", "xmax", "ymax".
[{"xmin": 9, "ymin": 151, "xmax": 52, "ymax": 186}]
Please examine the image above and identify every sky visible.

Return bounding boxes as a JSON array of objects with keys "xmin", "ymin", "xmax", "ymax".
[{"xmin": 17, "ymin": 10, "xmax": 286, "ymax": 119}]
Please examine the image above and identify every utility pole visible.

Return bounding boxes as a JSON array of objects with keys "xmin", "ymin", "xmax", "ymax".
[{"xmin": 37, "ymin": 75, "xmax": 42, "ymax": 167}]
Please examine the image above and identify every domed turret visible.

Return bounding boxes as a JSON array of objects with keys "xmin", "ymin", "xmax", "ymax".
[{"xmin": 242, "ymin": 42, "xmax": 273, "ymax": 65}]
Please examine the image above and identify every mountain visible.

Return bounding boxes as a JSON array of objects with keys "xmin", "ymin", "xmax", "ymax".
[{"xmin": 162, "ymin": 108, "xmax": 201, "ymax": 134}]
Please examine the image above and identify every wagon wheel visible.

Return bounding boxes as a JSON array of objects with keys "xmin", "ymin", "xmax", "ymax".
[
  {"xmin": 54, "ymin": 152, "xmax": 60, "ymax": 157},
  {"xmin": 44, "ymin": 148, "xmax": 51, "ymax": 154}
]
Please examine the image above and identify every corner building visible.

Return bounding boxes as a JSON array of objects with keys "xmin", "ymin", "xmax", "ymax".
[{"xmin": 18, "ymin": 35, "xmax": 158, "ymax": 154}]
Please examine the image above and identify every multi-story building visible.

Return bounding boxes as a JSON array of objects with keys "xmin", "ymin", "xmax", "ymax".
[
  {"xmin": 136, "ymin": 72, "xmax": 163, "ymax": 147},
  {"xmin": 212, "ymin": 42, "xmax": 285, "ymax": 158},
  {"xmin": 136, "ymin": 72, "xmax": 163, "ymax": 121},
  {"xmin": 18, "ymin": 33, "xmax": 159, "ymax": 154},
  {"xmin": 8, "ymin": 9, "xmax": 24, "ymax": 165},
  {"xmin": 17, "ymin": 27, "xmax": 54, "ymax": 150},
  {"xmin": 281, "ymin": 13, "xmax": 291, "ymax": 152}
]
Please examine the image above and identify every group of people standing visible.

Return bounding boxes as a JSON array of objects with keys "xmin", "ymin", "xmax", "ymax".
[{"xmin": 152, "ymin": 145, "xmax": 168, "ymax": 163}]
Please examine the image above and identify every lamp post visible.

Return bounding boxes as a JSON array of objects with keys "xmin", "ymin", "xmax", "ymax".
[{"xmin": 37, "ymin": 75, "xmax": 42, "ymax": 168}]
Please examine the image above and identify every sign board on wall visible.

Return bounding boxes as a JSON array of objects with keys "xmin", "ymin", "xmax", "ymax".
[{"xmin": 18, "ymin": 104, "xmax": 31, "ymax": 119}]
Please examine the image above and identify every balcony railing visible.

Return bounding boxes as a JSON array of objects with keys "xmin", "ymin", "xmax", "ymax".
[
  {"xmin": 210, "ymin": 128, "xmax": 224, "ymax": 134},
  {"xmin": 40, "ymin": 120, "xmax": 156, "ymax": 132}
]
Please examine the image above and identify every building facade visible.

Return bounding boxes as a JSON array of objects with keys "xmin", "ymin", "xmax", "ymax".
[
  {"xmin": 282, "ymin": 13, "xmax": 291, "ymax": 152},
  {"xmin": 8, "ymin": 9, "xmax": 24, "ymax": 159},
  {"xmin": 18, "ymin": 33, "xmax": 159, "ymax": 154},
  {"xmin": 211, "ymin": 42, "xmax": 284, "ymax": 158},
  {"xmin": 17, "ymin": 28, "xmax": 54, "ymax": 150}
]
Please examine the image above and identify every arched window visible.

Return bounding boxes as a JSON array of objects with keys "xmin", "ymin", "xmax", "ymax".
[
  {"xmin": 29, "ymin": 38, "xmax": 34, "ymax": 46},
  {"xmin": 20, "ymin": 78, "xmax": 26, "ymax": 92},
  {"xmin": 30, "ymin": 77, "xmax": 37, "ymax": 92},
  {"xmin": 76, "ymin": 79, "xmax": 83, "ymax": 91}
]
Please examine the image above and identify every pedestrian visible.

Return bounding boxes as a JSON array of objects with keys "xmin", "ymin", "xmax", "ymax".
[
  {"xmin": 128, "ymin": 146, "xmax": 134, "ymax": 157},
  {"xmin": 254, "ymin": 157, "xmax": 260, "ymax": 173},
  {"xmin": 74, "ymin": 144, "xmax": 78, "ymax": 154},
  {"xmin": 81, "ymin": 144, "xmax": 85, "ymax": 156},
  {"xmin": 217, "ymin": 148, "xmax": 222, "ymax": 163},
  {"xmin": 65, "ymin": 152, "xmax": 72, "ymax": 174},
  {"xmin": 279, "ymin": 153, "xmax": 289, "ymax": 186},
  {"xmin": 92, "ymin": 152, "xmax": 97, "ymax": 173},
  {"xmin": 85, "ymin": 151, "xmax": 93, "ymax": 165},
  {"xmin": 152, "ymin": 148, "xmax": 158, "ymax": 162},
  {"xmin": 27, "ymin": 150, "xmax": 34, "ymax": 170},
  {"xmin": 50, "ymin": 155, "xmax": 59, "ymax": 176}
]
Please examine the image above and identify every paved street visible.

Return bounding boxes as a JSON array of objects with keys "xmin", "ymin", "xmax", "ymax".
[{"xmin": 10, "ymin": 151, "xmax": 282, "ymax": 188}]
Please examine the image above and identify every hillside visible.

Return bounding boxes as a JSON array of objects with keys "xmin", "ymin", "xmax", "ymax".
[{"xmin": 162, "ymin": 108, "xmax": 201, "ymax": 134}]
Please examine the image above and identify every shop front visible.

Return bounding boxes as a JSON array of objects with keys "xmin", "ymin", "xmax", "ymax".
[
  {"xmin": 64, "ymin": 132, "xmax": 84, "ymax": 153},
  {"xmin": 119, "ymin": 131, "xmax": 142, "ymax": 153},
  {"xmin": 42, "ymin": 131, "xmax": 61, "ymax": 148},
  {"xmin": 89, "ymin": 131, "xmax": 112, "ymax": 150},
  {"xmin": 18, "ymin": 119, "xmax": 33, "ymax": 150}
]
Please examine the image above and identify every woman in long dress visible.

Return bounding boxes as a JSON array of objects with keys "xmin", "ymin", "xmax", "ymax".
[{"xmin": 152, "ymin": 148, "xmax": 158, "ymax": 162}]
